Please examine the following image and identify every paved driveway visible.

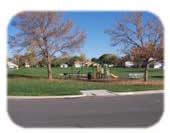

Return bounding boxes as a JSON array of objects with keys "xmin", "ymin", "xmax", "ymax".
[{"xmin": 8, "ymin": 93, "xmax": 163, "ymax": 127}]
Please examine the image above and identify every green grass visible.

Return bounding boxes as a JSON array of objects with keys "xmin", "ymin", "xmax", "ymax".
[
  {"xmin": 8, "ymin": 67, "xmax": 95, "ymax": 78},
  {"xmin": 8, "ymin": 67, "xmax": 163, "ymax": 80},
  {"xmin": 8, "ymin": 78, "xmax": 163, "ymax": 96},
  {"xmin": 110, "ymin": 68, "xmax": 163, "ymax": 80},
  {"xmin": 8, "ymin": 67, "xmax": 163, "ymax": 96},
  {"xmin": 8, "ymin": 79, "xmax": 81, "ymax": 96}
]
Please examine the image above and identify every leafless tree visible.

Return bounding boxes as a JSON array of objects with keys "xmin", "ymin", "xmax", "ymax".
[
  {"xmin": 9, "ymin": 12, "xmax": 86, "ymax": 80},
  {"xmin": 105, "ymin": 12, "xmax": 163, "ymax": 81},
  {"xmin": 131, "ymin": 43, "xmax": 162, "ymax": 81}
]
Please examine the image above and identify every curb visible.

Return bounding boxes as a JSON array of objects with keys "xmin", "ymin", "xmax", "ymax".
[
  {"xmin": 8, "ymin": 90, "xmax": 163, "ymax": 99},
  {"xmin": 8, "ymin": 94, "xmax": 86, "ymax": 100},
  {"xmin": 113, "ymin": 90, "xmax": 163, "ymax": 96}
]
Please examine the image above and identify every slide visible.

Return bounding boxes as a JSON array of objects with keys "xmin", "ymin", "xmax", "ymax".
[{"xmin": 110, "ymin": 73, "xmax": 118, "ymax": 79}]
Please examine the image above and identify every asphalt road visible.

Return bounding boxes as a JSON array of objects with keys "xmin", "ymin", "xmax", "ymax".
[{"xmin": 8, "ymin": 93, "xmax": 163, "ymax": 127}]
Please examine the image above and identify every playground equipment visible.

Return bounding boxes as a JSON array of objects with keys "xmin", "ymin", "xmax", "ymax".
[
  {"xmin": 110, "ymin": 73, "xmax": 118, "ymax": 79},
  {"xmin": 59, "ymin": 64, "xmax": 118, "ymax": 80},
  {"xmin": 94, "ymin": 64, "xmax": 118, "ymax": 80}
]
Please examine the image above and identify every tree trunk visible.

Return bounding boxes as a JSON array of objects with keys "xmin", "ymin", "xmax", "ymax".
[
  {"xmin": 144, "ymin": 62, "xmax": 149, "ymax": 81},
  {"xmin": 47, "ymin": 57, "xmax": 53, "ymax": 80}
]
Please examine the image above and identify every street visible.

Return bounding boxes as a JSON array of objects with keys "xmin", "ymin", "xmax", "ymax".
[{"xmin": 8, "ymin": 93, "xmax": 163, "ymax": 127}]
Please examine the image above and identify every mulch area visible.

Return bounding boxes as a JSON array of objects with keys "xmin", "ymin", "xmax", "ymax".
[{"xmin": 77, "ymin": 78, "xmax": 163, "ymax": 86}]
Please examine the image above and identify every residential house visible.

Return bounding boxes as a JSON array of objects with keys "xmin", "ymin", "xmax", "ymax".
[
  {"xmin": 153, "ymin": 62, "xmax": 163, "ymax": 69},
  {"xmin": 74, "ymin": 60, "xmax": 99, "ymax": 68},
  {"xmin": 25, "ymin": 62, "xmax": 30, "ymax": 68},
  {"xmin": 74, "ymin": 61, "xmax": 83, "ymax": 68},
  {"xmin": 125, "ymin": 61, "xmax": 135, "ymax": 68},
  {"xmin": 60, "ymin": 64, "xmax": 68, "ymax": 68},
  {"xmin": 7, "ymin": 61, "xmax": 18, "ymax": 69}
]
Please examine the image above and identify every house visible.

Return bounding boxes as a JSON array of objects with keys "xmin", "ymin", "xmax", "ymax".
[
  {"xmin": 125, "ymin": 61, "xmax": 135, "ymax": 68},
  {"xmin": 74, "ymin": 60, "xmax": 99, "ymax": 68},
  {"xmin": 108, "ymin": 64, "xmax": 114, "ymax": 68},
  {"xmin": 74, "ymin": 61, "xmax": 83, "ymax": 68},
  {"xmin": 84, "ymin": 60, "xmax": 96, "ymax": 67},
  {"xmin": 7, "ymin": 61, "xmax": 18, "ymax": 69},
  {"xmin": 60, "ymin": 64, "xmax": 68, "ymax": 68},
  {"xmin": 103, "ymin": 64, "xmax": 114, "ymax": 68},
  {"xmin": 153, "ymin": 62, "xmax": 163, "ymax": 69},
  {"xmin": 25, "ymin": 62, "xmax": 30, "ymax": 68},
  {"xmin": 91, "ymin": 63, "xmax": 99, "ymax": 67}
]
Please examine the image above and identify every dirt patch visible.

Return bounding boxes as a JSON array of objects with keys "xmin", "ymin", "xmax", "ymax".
[{"xmin": 108, "ymin": 80, "xmax": 163, "ymax": 86}]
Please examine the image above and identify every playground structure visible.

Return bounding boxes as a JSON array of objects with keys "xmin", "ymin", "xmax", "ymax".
[
  {"xmin": 93, "ymin": 64, "xmax": 118, "ymax": 80},
  {"xmin": 59, "ymin": 64, "xmax": 118, "ymax": 80}
]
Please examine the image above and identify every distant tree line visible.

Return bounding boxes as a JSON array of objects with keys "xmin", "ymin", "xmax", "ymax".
[
  {"xmin": 10, "ymin": 51, "xmax": 163, "ymax": 69},
  {"xmin": 91, "ymin": 54, "xmax": 118, "ymax": 66},
  {"xmin": 9, "ymin": 53, "xmax": 87, "ymax": 68}
]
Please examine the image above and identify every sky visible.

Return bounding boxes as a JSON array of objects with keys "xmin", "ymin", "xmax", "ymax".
[{"xmin": 8, "ymin": 12, "xmax": 159, "ymax": 59}]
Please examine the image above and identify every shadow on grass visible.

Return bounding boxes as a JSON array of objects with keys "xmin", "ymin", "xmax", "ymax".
[
  {"xmin": 8, "ymin": 74, "xmax": 48, "ymax": 79},
  {"xmin": 151, "ymin": 75, "xmax": 164, "ymax": 79}
]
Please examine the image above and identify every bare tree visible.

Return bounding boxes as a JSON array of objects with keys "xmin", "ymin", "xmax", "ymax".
[
  {"xmin": 105, "ymin": 12, "xmax": 163, "ymax": 81},
  {"xmin": 9, "ymin": 12, "xmax": 86, "ymax": 80},
  {"xmin": 131, "ymin": 44, "xmax": 162, "ymax": 81}
]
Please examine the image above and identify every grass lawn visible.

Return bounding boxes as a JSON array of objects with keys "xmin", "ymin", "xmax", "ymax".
[
  {"xmin": 8, "ymin": 67, "xmax": 163, "ymax": 96},
  {"xmin": 8, "ymin": 78, "xmax": 163, "ymax": 96},
  {"xmin": 8, "ymin": 67, "xmax": 163, "ymax": 80},
  {"xmin": 8, "ymin": 67, "xmax": 95, "ymax": 79}
]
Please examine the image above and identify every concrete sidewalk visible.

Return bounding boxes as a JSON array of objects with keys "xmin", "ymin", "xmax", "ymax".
[
  {"xmin": 80, "ymin": 90, "xmax": 115, "ymax": 96},
  {"xmin": 8, "ymin": 90, "xmax": 163, "ymax": 99}
]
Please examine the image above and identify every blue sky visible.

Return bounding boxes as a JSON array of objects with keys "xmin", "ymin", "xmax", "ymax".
[
  {"xmin": 8, "ymin": 12, "xmax": 158, "ymax": 59},
  {"xmin": 63, "ymin": 12, "xmax": 124, "ymax": 59}
]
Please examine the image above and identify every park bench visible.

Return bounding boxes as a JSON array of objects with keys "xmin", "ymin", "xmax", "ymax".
[{"xmin": 128, "ymin": 73, "xmax": 144, "ymax": 79}]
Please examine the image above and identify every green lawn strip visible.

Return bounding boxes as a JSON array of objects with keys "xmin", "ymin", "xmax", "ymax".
[{"xmin": 8, "ymin": 78, "xmax": 163, "ymax": 96}]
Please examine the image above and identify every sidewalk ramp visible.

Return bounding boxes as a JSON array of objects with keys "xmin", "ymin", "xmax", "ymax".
[{"xmin": 80, "ymin": 90, "xmax": 115, "ymax": 96}]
